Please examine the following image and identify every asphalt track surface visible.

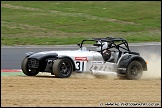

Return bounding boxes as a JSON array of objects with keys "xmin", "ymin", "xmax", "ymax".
[{"xmin": 1, "ymin": 42, "xmax": 161, "ymax": 70}]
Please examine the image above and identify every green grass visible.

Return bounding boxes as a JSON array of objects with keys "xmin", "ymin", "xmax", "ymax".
[{"xmin": 1, "ymin": 1, "xmax": 161, "ymax": 45}]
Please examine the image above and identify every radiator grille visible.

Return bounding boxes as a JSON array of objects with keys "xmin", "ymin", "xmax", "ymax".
[{"xmin": 28, "ymin": 58, "xmax": 39, "ymax": 68}]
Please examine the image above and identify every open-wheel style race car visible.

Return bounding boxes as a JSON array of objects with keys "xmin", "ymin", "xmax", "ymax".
[{"xmin": 21, "ymin": 37, "xmax": 147, "ymax": 80}]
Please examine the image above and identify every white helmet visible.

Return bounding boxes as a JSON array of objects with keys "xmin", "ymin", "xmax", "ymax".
[{"xmin": 96, "ymin": 41, "xmax": 108, "ymax": 51}]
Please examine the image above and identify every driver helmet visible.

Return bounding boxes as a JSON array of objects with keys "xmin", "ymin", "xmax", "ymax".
[{"xmin": 96, "ymin": 41, "xmax": 108, "ymax": 51}]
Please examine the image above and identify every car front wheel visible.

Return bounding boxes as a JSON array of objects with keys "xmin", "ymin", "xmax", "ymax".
[
  {"xmin": 52, "ymin": 58, "xmax": 73, "ymax": 78},
  {"xmin": 125, "ymin": 61, "xmax": 143, "ymax": 80},
  {"xmin": 21, "ymin": 57, "xmax": 39, "ymax": 76}
]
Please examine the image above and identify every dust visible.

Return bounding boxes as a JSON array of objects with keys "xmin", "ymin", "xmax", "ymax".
[
  {"xmin": 37, "ymin": 72, "xmax": 117, "ymax": 79},
  {"xmin": 141, "ymin": 52, "xmax": 161, "ymax": 79},
  {"xmin": 70, "ymin": 72, "xmax": 118, "ymax": 80},
  {"xmin": 70, "ymin": 72, "xmax": 96, "ymax": 79},
  {"xmin": 71, "ymin": 52, "xmax": 161, "ymax": 80}
]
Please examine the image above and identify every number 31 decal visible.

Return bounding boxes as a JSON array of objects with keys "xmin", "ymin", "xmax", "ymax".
[{"xmin": 75, "ymin": 61, "xmax": 85, "ymax": 71}]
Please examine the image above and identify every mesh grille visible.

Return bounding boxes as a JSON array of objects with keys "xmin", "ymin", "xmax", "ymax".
[{"xmin": 28, "ymin": 58, "xmax": 39, "ymax": 68}]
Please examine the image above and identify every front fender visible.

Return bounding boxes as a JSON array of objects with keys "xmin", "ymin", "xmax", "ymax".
[
  {"xmin": 27, "ymin": 52, "xmax": 58, "ymax": 60},
  {"xmin": 58, "ymin": 56, "xmax": 76, "ymax": 71},
  {"xmin": 25, "ymin": 52, "xmax": 58, "ymax": 72},
  {"xmin": 26, "ymin": 52, "xmax": 35, "ymax": 57}
]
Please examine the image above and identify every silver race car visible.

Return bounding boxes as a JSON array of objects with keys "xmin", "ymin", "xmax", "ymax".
[{"xmin": 21, "ymin": 37, "xmax": 147, "ymax": 80}]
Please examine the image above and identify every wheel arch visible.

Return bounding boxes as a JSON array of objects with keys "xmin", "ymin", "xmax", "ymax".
[
  {"xmin": 57, "ymin": 56, "xmax": 76, "ymax": 71},
  {"xmin": 118, "ymin": 55, "xmax": 147, "ymax": 72},
  {"xmin": 130, "ymin": 57, "xmax": 147, "ymax": 71},
  {"xmin": 27, "ymin": 53, "xmax": 58, "ymax": 72}
]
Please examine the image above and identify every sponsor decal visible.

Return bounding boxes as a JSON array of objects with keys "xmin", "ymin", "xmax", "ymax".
[
  {"xmin": 91, "ymin": 61, "xmax": 104, "ymax": 64},
  {"xmin": 93, "ymin": 66, "xmax": 98, "ymax": 70},
  {"xmin": 99, "ymin": 66, "xmax": 103, "ymax": 71},
  {"xmin": 103, "ymin": 66, "xmax": 107, "ymax": 71},
  {"xmin": 75, "ymin": 57, "xmax": 87, "ymax": 61},
  {"xmin": 89, "ymin": 65, "xmax": 117, "ymax": 72},
  {"xmin": 118, "ymin": 68, "xmax": 126, "ymax": 71}
]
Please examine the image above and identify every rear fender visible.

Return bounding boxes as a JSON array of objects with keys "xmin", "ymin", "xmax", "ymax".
[{"xmin": 117, "ymin": 54, "xmax": 147, "ymax": 74}]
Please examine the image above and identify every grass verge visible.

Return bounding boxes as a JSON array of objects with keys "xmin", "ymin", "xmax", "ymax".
[{"xmin": 1, "ymin": 1, "xmax": 161, "ymax": 45}]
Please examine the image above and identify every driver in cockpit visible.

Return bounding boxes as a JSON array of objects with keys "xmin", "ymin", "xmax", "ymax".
[{"xmin": 96, "ymin": 41, "xmax": 114, "ymax": 62}]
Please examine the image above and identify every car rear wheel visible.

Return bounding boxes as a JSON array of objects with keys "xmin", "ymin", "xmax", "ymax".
[
  {"xmin": 125, "ymin": 61, "xmax": 143, "ymax": 80},
  {"xmin": 21, "ymin": 57, "xmax": 39, "ymax": 76},
  {"xmin": 53, "ymin": 58, "xmax": 73, "ymax": 78}
]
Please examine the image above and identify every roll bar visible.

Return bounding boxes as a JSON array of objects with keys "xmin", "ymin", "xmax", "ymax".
[{"xmin": 77, "ymin": 37, "xmax": 131, "ymax": 52}]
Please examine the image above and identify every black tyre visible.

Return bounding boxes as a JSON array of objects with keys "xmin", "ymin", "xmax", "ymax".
[
  {"xmin": 21, "ymin": 57, "xmax": 39, "ymax": 76},
  {"xmin": 125, "ymin": 61, "xmax": 143, "ymax": 80},
  {"xmin": 53, "ymin": 59, "xmax": 73, "ymax": 78}
]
